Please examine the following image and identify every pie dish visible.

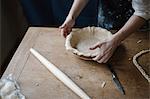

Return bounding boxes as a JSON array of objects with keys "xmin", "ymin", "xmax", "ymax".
[{"xmin": 65, "ymin": 26, "xmax": 113, "ymax": 60}]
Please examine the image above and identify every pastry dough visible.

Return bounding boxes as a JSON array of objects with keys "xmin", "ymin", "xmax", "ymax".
[
  {"xmin": 133, "ymin": 49, "xmax": 150, "ymax": 82},
  {"xmin": 65, "ymin": 26, "xmax": 112, "ymax": 60}
]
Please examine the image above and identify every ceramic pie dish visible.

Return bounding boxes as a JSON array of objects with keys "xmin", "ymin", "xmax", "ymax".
[{"xmin": 65, "ymin": 26, "xmax": 113, "ymax": 60}]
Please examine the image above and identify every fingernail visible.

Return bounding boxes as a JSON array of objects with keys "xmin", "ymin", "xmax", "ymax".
[
  {"xmin": 97, "ymin": 61, "xmax": 102, "ymax": 63},
  {"xmin": 93, "ymin": 57, "xmax": 99, "ymax": 61},
  {"xmin": 92, "ymin": 58, "xmax": 96, "ymax": 61}
]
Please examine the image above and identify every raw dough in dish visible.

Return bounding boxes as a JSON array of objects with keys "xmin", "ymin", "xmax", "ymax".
[{"xmin": 65, "ymin": 27, "xmax": 112, "ymax": 60}]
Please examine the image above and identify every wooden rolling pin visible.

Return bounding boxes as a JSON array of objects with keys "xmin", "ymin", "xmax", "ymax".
[{"xmin": 30, "ymin": 48, "xmax": 91, "ymax": 99}]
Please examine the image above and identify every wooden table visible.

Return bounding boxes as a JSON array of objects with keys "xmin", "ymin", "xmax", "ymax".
[{"xmin": 2, "ymin": 27, "xmax": 149, "ymax": 99}]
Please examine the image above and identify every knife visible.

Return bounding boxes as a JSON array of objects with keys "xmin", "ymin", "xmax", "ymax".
[{"xmin": 107, "ymin": 64, "xmax": 125, "ymax": 95}]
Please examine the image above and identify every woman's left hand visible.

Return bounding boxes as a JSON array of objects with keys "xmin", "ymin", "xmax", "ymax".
[{"xmin": 90, "ymin": 36, "xmax": 120, "ymax": 63}]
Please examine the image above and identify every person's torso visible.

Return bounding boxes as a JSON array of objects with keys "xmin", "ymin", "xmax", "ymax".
[{"xmin": 97, "ymin": 0, "xmax": 134, "ymax": 30}]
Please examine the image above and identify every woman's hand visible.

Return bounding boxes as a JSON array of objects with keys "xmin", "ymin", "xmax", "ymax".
[
  {"xmin": 59, "ymin": 16, "xmax": 75, "ymax": 38},
  {"xmin": 90, "ymin": 36, "xmax": 120, "ymax": 63}
]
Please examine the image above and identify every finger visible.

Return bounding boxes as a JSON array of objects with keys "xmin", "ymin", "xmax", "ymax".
[
  {"xmin": 97, "ymin": 54, "xmax": 109, "ymax": 63},
  {"xmin": 92, "ymin": 51, "xmax": 103, "ymax": 61},
  {"xmin": 93, "ymin": 54, "xmax": 101, "ymax": 61},
  {"xmin": 102, "ymin": 48, "xmax": 114, "ymax": 63},
  {"xmin": 94, "ymin": 46, "xmax": 110, "ymax": 62},
  {"xmin": 99, "ymin": 52, "xmax": 112, "ymax": 63},
  {"xmin": 98, "ymin": 46, "xmax": 112, "ymax": 56},
  {"xmin": 96, "ymin": 51, "xmax": 107, "ymax": 63},
  {"xmin": 64, "ymin": 29, "xmax": 71, "ymax": 37},
  {"xmin": 67, "ymin": 27, "xmax": 72, "ymax": 33},
  {"xmin": 90, "ymin": 42, "xmax": 103, "ymax": 50},
  {"xmin": 59, "ymin": 24, "xmax": 66, "ymax": 29},
  {"xmin": 103, "ymin": 56, "xmax": 110, "ymax": 63},
  {"xmin": 60, "ymin": 29, "xmax": 67, "ymax": 38},
  {"xmin": 103, "ymin": 51, "xmax": 113, "ymax": 63},
  {"xmin": 63, "ymin": 30, "xmax": 68, "ymax": 38}
]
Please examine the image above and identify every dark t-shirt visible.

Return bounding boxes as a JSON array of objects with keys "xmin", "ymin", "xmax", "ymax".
[{"xmin": 97, "ymin": 0, "xmax": 134, "ymax": 30}]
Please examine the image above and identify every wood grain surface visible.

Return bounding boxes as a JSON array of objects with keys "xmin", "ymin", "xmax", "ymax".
[{"xmin": 2, "ymin": 27, "xmax": 149, "ymax": 99}]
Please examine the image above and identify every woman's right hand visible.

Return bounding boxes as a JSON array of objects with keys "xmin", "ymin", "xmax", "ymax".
[{"xmin": 59, "ymin": 16, "xmax": 75, "ymax": 38}]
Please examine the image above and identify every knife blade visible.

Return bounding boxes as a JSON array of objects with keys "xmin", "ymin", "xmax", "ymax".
[{"xmin": 107, "ymin": 64, "xmax": 125, "ymax": 95}]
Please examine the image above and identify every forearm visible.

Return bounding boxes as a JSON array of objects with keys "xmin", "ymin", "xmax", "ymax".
[
  {"xmin": 67, "ymin": 0, "xmax": 89, "ymax": 19},
  {"xmin": 114, "ymin": 15, "xmax": 146, "ymax": 44}
]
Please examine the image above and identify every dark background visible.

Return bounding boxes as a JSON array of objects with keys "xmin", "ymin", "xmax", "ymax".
[{"xmin": 0, "ymin": 0, "xmax": 98, "ymax": 76}]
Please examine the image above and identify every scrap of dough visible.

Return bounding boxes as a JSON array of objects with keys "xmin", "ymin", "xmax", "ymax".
[
  {"xmin": 65, "ymin": 26, "xmax": 112, "ymax": 59},
  {"xmin": 0, "ymin": 74, "xmax": 25, "ymax": 99},
  {"xmin": 137, "ymin": 40, "xmax": 142, "ymax": 44},
  {"xmin": 101, "ymin": 81, "xmax": 106, "ymax": 88},
  {"xmin": 133, "ymin": 49, "xmax": 150, "ymax": 82}
]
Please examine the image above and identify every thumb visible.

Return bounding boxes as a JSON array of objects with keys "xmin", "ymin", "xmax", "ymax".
[
  {"xmin": 59, "ymin": 23, "xmax": 66, "ymax": 29},
  {"xmin": 89, "ymin": 42, "xmax": 103, "ymax": 50}
]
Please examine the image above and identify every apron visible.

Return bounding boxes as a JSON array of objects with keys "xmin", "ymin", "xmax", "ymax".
[{"xmin": 97, "ymin": 0, "xmax": 134, "ymax": 30}]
